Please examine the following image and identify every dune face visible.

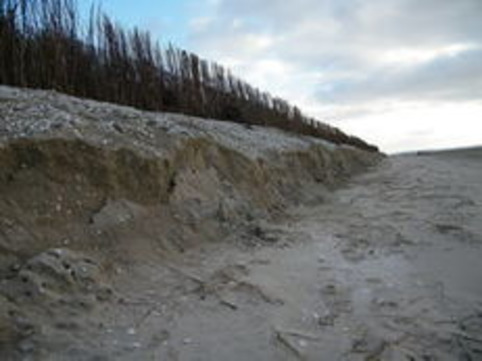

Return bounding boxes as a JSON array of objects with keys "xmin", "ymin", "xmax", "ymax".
[
  {"xmin": 1, "ymin": 86, "xmax": 480, "ymax": 360},
  {"xmin": 0, "ymin": 86, "xmax": 382, "ymax": 359},
  {"xmin": 0, "ymin": 86, "xmax": 379, "ymax": 264}
]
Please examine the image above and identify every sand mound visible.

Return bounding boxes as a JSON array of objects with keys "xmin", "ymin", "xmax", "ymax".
[
  {"xmin": 0, "ymin": 86, "xmax": 381, "ymax": 358},
  {"xmin": 0, "ymin": 86, "xmax": 381, "ymax": 271}
]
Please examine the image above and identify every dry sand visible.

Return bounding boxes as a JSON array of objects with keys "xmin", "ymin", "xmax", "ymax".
[
  {"xmin": 112, "ymin": 148, "xmax": 482, "ymax": 361},
  {"xmin": 0, "ymin": 87, "xmax": 481, "ymax": 360},
  {"xmin": 5, "ymin": 148, "xmax": 481, "ymax": 361}
]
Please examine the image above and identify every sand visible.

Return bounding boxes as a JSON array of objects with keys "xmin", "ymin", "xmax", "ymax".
[
  {"xmin": 1, "ymin": 86, "xmax": 481, "ymax": 360},
  {"xmin": 3, "ymin": 148, "xmax": 480, "ymax": 360}
]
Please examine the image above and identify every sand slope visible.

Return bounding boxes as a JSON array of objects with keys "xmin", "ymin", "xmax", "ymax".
[
  {"xmin": 2, "ymin": 87, "xmax": 480, "ymax": 360},
  {"xmin": 86, "ymin": 148, "xmax": 481, "ymax": 361},
  {"xmin": 96, "ymin": 148, "xmax": 481, "ymax": 361},
  {"xmin": 0, "ymin": 86, "xmax": 381, "ymax": 360}
]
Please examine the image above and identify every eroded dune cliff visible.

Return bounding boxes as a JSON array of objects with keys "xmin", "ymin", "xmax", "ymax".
[
  {"xmin": 0, "ymin": 86, "xmax": 381, "ymax": 267},
  {"xmin": 0, "ymin": 86, "xmax": 381, "ymax": 359}
]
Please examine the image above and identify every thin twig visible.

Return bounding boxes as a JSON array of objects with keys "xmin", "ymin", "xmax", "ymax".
[
  {"xmin": 135, "ymin": 303, "xmax": 161, "ymax": 328},
  {"xmin": 165, "ymin": 265, "xmax": 205, "ymax": 285},
  {"xmin": 277, "ymin": 329, "xmax": 320, "ymax": 341},
  {"xmin": 272, "ymin": 327, "xmax": 306, "ymax": 360}
]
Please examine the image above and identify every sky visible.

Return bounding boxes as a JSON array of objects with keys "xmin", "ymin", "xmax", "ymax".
[{"xmin": 85, "ymin": 0, "xmax": 482, "ymax": 153}]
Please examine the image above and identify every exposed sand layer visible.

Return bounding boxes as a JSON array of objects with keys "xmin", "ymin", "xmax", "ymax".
[
  {"xmin": 2, "ymin": 87, "xmax": 481, "ymax": 361},
  {"xmin": 0, "ymin": 85, "xmax": 379, "ymax": 265},
  {"xmin": 3, "ymin": 87, "xmax": 481, "ymax": 360},
  {"xmin": 0, "ymin": 86, "xmax": 381, "ymax": 360}
]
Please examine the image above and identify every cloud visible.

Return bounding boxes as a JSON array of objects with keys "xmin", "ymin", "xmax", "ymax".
[
  {"xmin": 189, "ymin": 17, "xmax": 214, "ymax": 32},
  {"xmin": 337, "ymin": 101, "xmax": 482, "ymax": 153},
  {"xmin": 186, "ymin": 0, "xmax": 482, "ymax": 151},
  {"xmin": 322, "ymin": 46, "xmax": 482, "ymax": 103},
  {"xmin": 189, "ymin": 0, "xmax": 481, "ymax": 101}
]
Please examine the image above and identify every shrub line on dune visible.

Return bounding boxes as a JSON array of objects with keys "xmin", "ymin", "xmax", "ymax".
[{"xmin": 0, "ymin": 0, "xmax": 378, "ymax": 152}]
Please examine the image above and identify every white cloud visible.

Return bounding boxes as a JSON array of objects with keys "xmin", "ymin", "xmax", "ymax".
[
  {"xmin": 186, "ymin": 0, "xmax": 482, "ymax": 152},
  {"xmin": 189, "ymin": 17, "xmax": 214, "ymax": 32},
  {"xmin": 379, "ymin": 43, "xmax": 480, "ymax": 66},
  {"xmin": 338, "ymin": 101, "xmax": 482, "ymax": 153},
  {"xmin": 242, "ymin": 34, "xmax": 275, "ymax": 51}
]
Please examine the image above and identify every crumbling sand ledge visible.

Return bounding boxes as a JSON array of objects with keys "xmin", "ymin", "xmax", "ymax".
[
  {"xmin": 0, "ymin": 86, "xmax": 381, "ymax": 359},
  {"xmin": 0, "ymin": 86, "xmax": 381, "ymax": 265}
]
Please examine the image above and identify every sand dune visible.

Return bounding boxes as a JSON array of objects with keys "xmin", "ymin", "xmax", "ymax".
[{"xmin": 1, "ymin": 86, "xmax": 481, "ymax": 360}]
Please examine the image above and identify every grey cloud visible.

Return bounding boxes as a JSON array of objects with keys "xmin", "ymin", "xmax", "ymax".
[
  {"xmin": 189, "ymin": 0, "xmax": 482, "ymax": 106},
  {"xmin": 214, "ymin": 0, "xmax": 482, "ymax": 44},
  {"xmin": 322, "ymin": 47, "xmax": 482, "ymax": 103}
]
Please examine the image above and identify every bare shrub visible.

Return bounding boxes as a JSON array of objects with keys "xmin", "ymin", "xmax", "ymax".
[{"xmin": 0, "ymin": 0, "xmax": 378, "ymax": 152}]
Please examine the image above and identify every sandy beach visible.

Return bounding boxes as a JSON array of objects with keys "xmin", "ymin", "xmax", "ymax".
[{"xmin": 19, "ymin": 147, "xmax": 479, "ymax": 360}]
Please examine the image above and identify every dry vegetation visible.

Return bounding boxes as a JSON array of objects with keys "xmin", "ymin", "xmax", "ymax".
[{"xmin": 0, "ymin": 0, "xmax": 378, "ymax": 152}]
